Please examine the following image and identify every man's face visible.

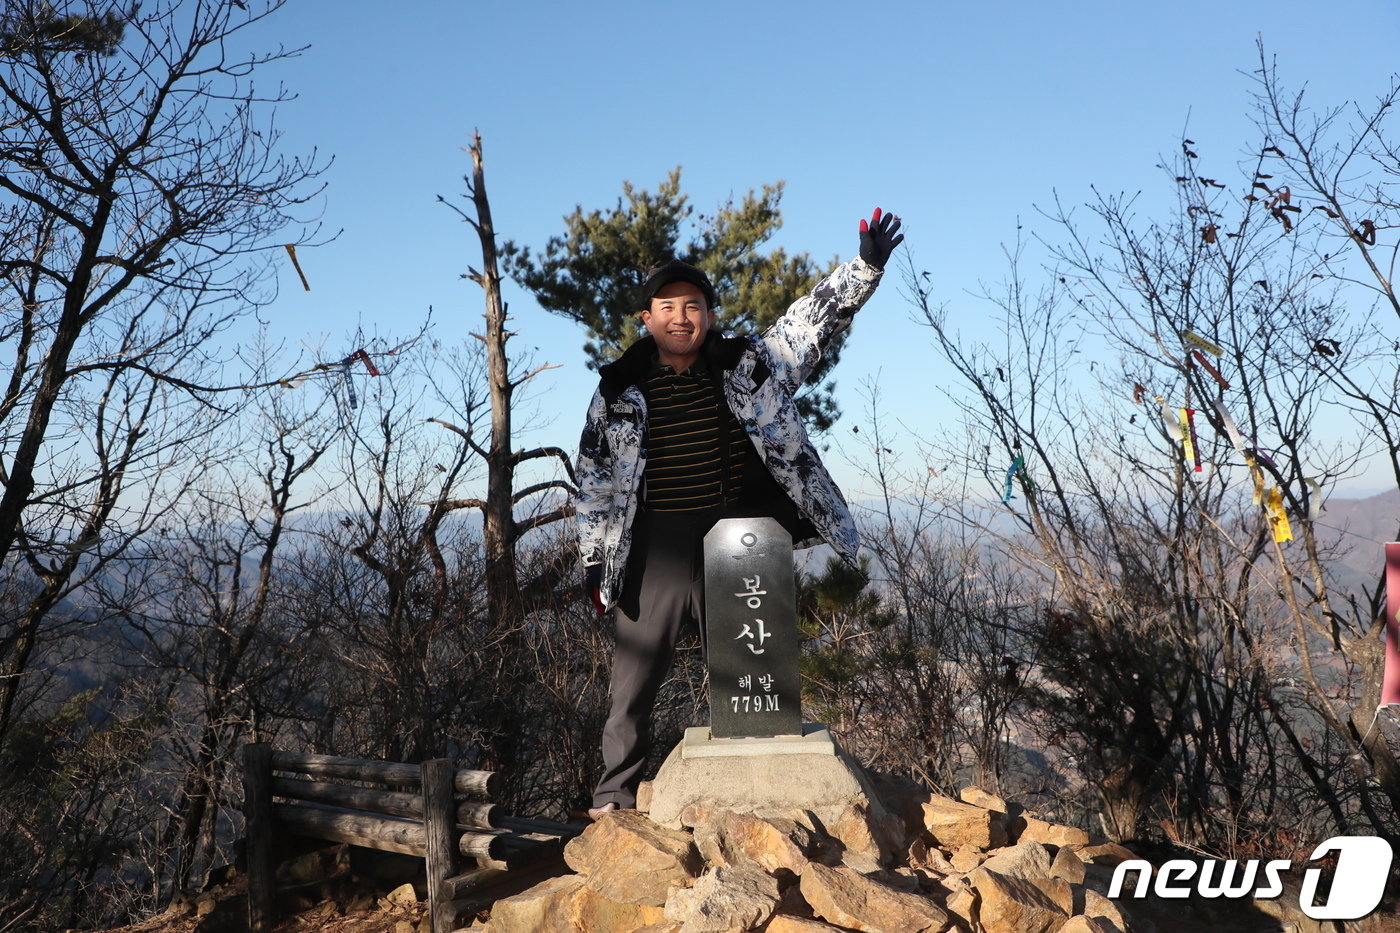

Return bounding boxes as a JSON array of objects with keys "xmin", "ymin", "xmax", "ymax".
[{"xmin": 641, "ymin": 282, "xmax": 715, "ymax": 366}]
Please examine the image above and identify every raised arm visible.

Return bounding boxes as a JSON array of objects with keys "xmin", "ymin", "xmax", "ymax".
[{"xmin": 760, "ymin": 208, "xmax": 903, "ymax": 393}]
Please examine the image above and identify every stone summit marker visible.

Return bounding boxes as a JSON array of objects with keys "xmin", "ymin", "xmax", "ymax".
[
  {"xmin": 644, "ymin": 516, "xmax": 870, "ymax": 827},
  {"xmin": 702, "ymin": 517, "xmax": 802, "ymax": 739}
]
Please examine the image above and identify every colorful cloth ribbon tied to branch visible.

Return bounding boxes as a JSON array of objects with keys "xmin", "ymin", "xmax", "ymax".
[
  {"xmin": 354, "ymin": 348, "xmax": 381, "ymax": 377},
  {"xmin": 1001, "ymin": 455, "xmax": 1026, "ymax": 503},
  {"xmin": 1181, "ymin": 330, "xmax": 1224, "ymax": 356},
  {"xmin": 284, "ymin": 244, "xmax": 311, "ymax": 291},
  {"xmin": 1191, "ymin": 349, "xmax": 1231, "ymax": 389},
  {"xmin": 1179, "ymin": 408, "xmax": 1203, "ymax": 473},
  {"xmin": 1246, "ymin": 454, "xmax": 1265, "ymax": 506},
  {"xmin": 274, "ymin": 337, "xmax": 417, "ymax": 399},
  {"xmin": 1157, "ymin": 397, "xmax": 1184, "ymax": 441},
  {"xmin": 1304, "ymin": 476, "xmax": 1325, "ymax": 522},
  {"xmin": 1212, "ymin": 401, "xmax": 1277, "ymax": 469},
  {"xmin": 341, "ymin": 362, "xmax": 357, "ymax": 409},
  {"xmin": 1265, "ymin": 487, "xmax": 1293, "ymax": 543}
]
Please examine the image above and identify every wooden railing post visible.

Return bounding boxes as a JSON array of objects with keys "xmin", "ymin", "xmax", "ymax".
[
  {"xmin": 242, "ymin": 742, "xmax": 275, "ymax": 933},
  {"xmin": 422, "ymin": 758, "xmax": 460, "ymax": 933}
]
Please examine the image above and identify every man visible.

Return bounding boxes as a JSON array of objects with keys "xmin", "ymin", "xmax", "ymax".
[{"xmin": 574, "ymin": 208, "xmax": 904, "ymax": 817}]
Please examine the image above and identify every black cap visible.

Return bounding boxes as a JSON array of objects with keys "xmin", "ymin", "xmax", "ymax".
[{"xmin": 639, "ymin": 260, "xmax": 717, "ymax": 310}]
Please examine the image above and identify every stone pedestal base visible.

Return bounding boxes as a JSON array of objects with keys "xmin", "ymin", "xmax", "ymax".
[
  {"xmin": 644, "ymin": 722, "xmax": 879, "ymax": 830},
  {"xmin": 680, "ymin": 722, "xmax": 837, "ymax": 759}
]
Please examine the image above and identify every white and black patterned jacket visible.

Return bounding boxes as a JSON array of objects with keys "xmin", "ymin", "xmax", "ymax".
[{"xmin": 574, "ymin": 256, "xmax": 883, "ymax": 610}]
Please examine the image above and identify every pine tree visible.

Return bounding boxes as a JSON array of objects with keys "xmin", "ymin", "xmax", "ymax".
[{"xmin": 503, "ymin": 170, "xmax": 846, "ymax": 430}]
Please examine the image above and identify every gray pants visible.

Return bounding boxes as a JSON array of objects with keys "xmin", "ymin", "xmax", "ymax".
[{"xmin": 592, "ymin": 507, "xmax": 718, "ymax": 809}]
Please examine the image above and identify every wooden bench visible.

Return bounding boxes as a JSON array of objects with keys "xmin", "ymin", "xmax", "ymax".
[{"xmin": 242, "ymin": 743, "xmax": 581, "ymax": 933}]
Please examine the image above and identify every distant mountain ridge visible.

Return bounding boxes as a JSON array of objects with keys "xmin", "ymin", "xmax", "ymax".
[{"xmin": 1311, "ymin": 487, "xmax": 1399, "ymax": 601}]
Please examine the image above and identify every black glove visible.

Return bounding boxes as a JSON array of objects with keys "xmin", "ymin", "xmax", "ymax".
[
  {"xmin": 858, "ymin": 207, "xmax": 904, "ymax": 270},
  {"xmin": 583, "ymin": 565, "xmax": 605, "ymax": 615}
]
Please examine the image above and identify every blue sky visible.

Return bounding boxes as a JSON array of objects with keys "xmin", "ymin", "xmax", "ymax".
[{"xmin": 240, "ymin": 0, "xmax": 1400, "ymax": 498}]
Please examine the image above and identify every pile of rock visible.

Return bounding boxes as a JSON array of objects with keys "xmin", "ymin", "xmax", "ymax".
[{"xmin": 471, "ymin": 776, "xmax": 1142, "ymax": 933}]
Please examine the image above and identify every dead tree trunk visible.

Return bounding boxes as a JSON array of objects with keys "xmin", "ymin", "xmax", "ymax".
[
  {"xmin": 463, "ymin": 138, "xmax": 521, "ymax": 627},
  {"xmin": 437, "ymin": 135, "xmax": 577, "ymax": 630}
]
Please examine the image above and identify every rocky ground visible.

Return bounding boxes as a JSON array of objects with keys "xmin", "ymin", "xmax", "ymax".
[
  {"xmin": 470, "ymin": 774, "xmax": 1366, "ymax": 933},
  {"xmin": 99, "ymin": 775, "xmax": 1400, "ymax": 933}
]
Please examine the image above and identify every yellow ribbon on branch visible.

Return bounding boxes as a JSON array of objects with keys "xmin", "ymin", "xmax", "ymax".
[
  {"xmin": 1178, "ymin": 408, "xmax": 1203, "ymax": 472},
  {"xmin": 1266, "ymin": 487, "xmax": 1293, "ymax": 543},
  {"xmin": 1182, "ymin": 330, "xmax": 1224, "ymax": 356},
  {"xmin": 1245, "ymin": 454, "xmax": 1264, "ymax": 506}
]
